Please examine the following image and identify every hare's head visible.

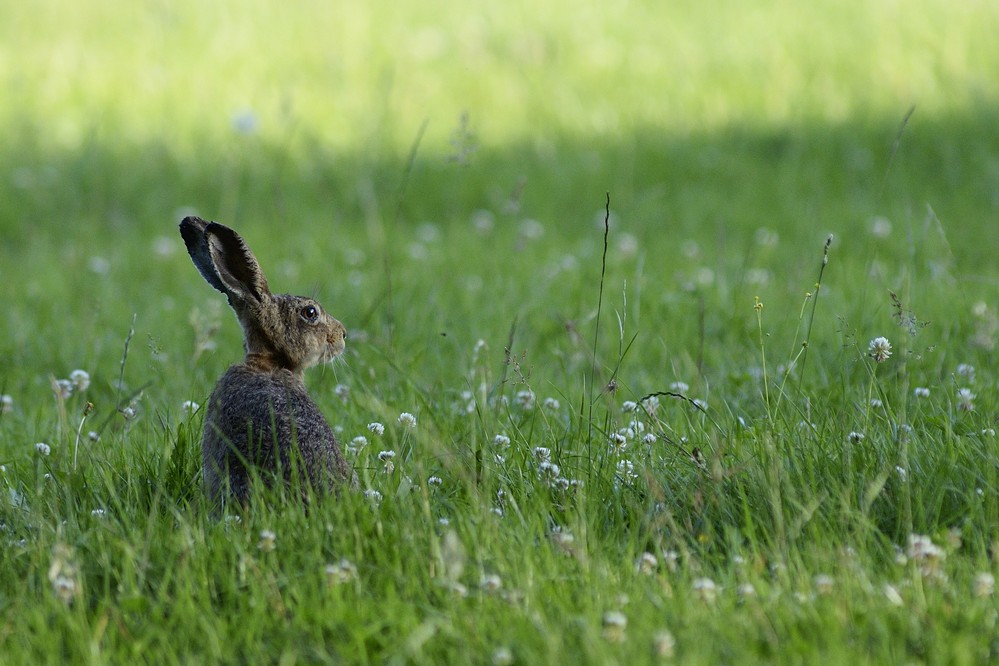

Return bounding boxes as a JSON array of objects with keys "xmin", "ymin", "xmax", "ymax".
[{"xmin": 180, "ymin": 216, "xmax": 345, "ymax": 376}]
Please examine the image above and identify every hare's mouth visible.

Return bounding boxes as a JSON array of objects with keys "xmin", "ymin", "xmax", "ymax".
[{"xmin": 321, "ymin": 341, "xmax": 345, "ymax": 363}]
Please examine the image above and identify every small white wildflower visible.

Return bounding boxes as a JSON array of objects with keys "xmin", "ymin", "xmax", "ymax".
[
  {"xmin": 181, "ymin": 400, "xmax": 199, "ymax": 416},
  {"xmin": 608, "ymin": 432, "xmax": 628, "ymax": 450},
  {"xmin": 914, "ymin": 387, "xmax": 930, "ymax": 398},
  {"xmin": 653, "ymin": 630, "xmax": 676, "ymax": 658},
  {"xmin": 870, "ymin": 216, "xmax": 892, "ymax": 238},
  {"xmin": 870, "ymin": 398, "xmax": 883, "ymax": 408},
  {"xmin": 491, "ymin": 647, "xmax": 514, "ymax": 666},
  {"xmin": 397, "ymin": 412, "xmax": 417, "ymax": 428},
  {"xmin": 737, "ymin": 582, "xmax": 757, "ymax": 599},
  {"xmin": 896, "ymin": 466, "xmax": 908, "ymax": 482},
  {"xmin": 90, "ymin": 508, "xmax": 106, "ymax": 518},
  {"xmin": 957, "ymin": 388, "xmax": 976, "ymax": 411},
  {"xmin": 438, "ymin": 517, "xmax": 450, "ymax": 526},
  {"xmin": 691, "ymin": 398, "xmax": 708, "ymax": 411},
  {"xmin": 601, "ymin": 610, "xmax": 628, "ymax": 642},
  {"xmin": 364, "ymin": 489, "xmax": 383, "ymax": 505},
  {"xmin": 616, "ymin": 459, "xmax": 637, "ymax": 484},
  {"xmin": 257, "ymin": 529, "xmax": 276, "ymax": 552},
  {"xmin": 121, "ymin": 406, "xmax": 136, "ymax": 420},
  {"xmin": 493, "ymin": 434, "xmax": 511, "ymax": 448},
  {"xmin": 367, "ymin": 422, "xmax": 385, "ymax": 436},
  {"xmin": 635, "ymin": 552, "xmax": 657, "ymax": 575},
  {"xmin": 532, "ymin": 447, "xmax": 551, "ymax": 462},
  {"xmin": 542, "ymin": 397, "xmax": 560, "ymax": 410},
  {"xmin": 538, "ymin": 461, "xmax": 560, "ymax": 479},
  {"xmin": 982, "ymin": 428, "xmax": 996, "ymax": 437},
  {"xmin": 641, "ymin": 395, "xmax": 660, "ymax": 413},
  {"xmin": 428, "ymin": 475, "xmax": 443, "ymax": 487},
  {"xmin": 514, "ymin": 390, "xmax": 536, "ymax": 410},
  {"xmin": 974, "ymin": 572, "xmax": 995, "ymax": 597},
  {"xmin": 35, "ymin": 442, "xmax": 51, "ymax": 456},
  {"xmin": 52, "ymin": 575, "xmax": 78, "ymax": 604},
  {"xmin": 622, "ymin": 400, "xmax": 638, "ymax": 412},
  {"xmin": 324, "ymin": 559, "xmax": 358, "ymax": 585},
  {"xmin": 848, "ymin": 431, "xmax": 865, "ymax": 444},
  {"xmin": 0, "ymin": 394, "xmax": 12, "ymax": 414},
  {"xmin": 333, "ymin": 384, "xmax": 350, "ymax": 402},
  {"xmin": 628, "ymin": 420, "xmax": 646, "ymax": 434},
  {"xmin": 53, "ymin": 379, "xmax": 73, "ymax": 400},
  {"xmin": 641, "ymin": 432, "xmax": 657, "ymax": 445},
  {"xmin": 479, "ymin": 574, "xmax": 503, "ymax": 592},
  {"xmin": 231, "ymin": 109, "xmax": 259, "ymax": 134},
  {"xmin": 69, "ymin": 370, "xmax": 91, "ymax": 391},
  {"xmin": 868, "ymin": 337, "xmax": 892, "ymax": 363},
  {"xmin": 957, "ymin": 363, "xmax": 976, "ymax": 381},
  {"xmin": 670, "ymin": 381, "xmax": 690, "ymax": 393},
  {"xmin": 692, "ymin": 577, "xmax": 718, "ymax": 603},
  {"xmin": 351, "ymin": 436, "xmax": 368, "ymax": 450},
  {"xmin": 814, "ymin": 574, "xmax": 835, "ymax": 595}
]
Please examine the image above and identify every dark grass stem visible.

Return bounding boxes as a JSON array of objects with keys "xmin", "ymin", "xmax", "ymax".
[
  {"xmin": 795, "ymin": 235, "xmax": 833, "ymax": 392},
  {"xmin": 586, "ymin": 193, "xmax": 611, "ymax": 467}
]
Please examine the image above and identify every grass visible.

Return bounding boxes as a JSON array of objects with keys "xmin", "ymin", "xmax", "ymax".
[{"xmin": 2, "ymin": 0, "xmax": 999, "ymax": 662}]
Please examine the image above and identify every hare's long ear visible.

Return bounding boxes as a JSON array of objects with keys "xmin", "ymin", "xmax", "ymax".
[
  {"xmin": 180, "ymin": 216, "xmax": 229, "ymax": 295},
  {"xmin": 203, "ymin": 221, "xmax": 271, "ymax": 304},
  {"xmin": 179, "ymin": 216, "xmax": 271, "ymax": 303}
]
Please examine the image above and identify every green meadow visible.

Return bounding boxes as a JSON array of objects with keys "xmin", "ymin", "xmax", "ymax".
[{"xmin": 2, "ymin": 0, "xmax": 999, "ymax": 662}]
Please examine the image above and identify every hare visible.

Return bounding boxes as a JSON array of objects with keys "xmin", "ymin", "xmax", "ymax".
[{"xmin": 179, "ymin": 216, "xmax": 353, "ymax": 507}]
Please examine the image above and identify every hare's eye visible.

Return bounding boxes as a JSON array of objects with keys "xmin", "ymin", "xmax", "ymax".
[{"xmin": 300, "ymin": 305, "xmax": 319, "ymax": 323}]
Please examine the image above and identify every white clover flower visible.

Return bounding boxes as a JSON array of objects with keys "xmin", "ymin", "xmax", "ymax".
[
  {"xmin": 692, "ymin": 577, "xmax": 718, "ymax": 603},
  {"xmin": 601, "ymin": 610, "xmax": 628, "ymax": 642},
  {"xmin": 870, "ymin": 398, "xmax": 883, "ymax": 408},
  {"xmin": 869, "ymin": 216, "xmax": 892, "ymax": 238},
  {"xmin": 514, "ymin": 390, "xmax": 536, "ymax": 410},
  {"xmin": 367, "ymin": 422, "xmax": 385, "ymax": 436},
  {"xmin": 91, "ymin": 508, "xmax": 106, "ymax": 518},
  {"xmin": 616, "ymin": 459, "xmax": 637, "ymax": 484},
  {"xmin": 397, "ymin": 412, "xmax": 417, "ymax": 428},
  {"xmin": 35, "ymin": 442, "xmax": 51, "ymax": 456},
  {"xmin": 0, "ymin": 394, "xmax": 12, "ymax": 414},
  {"xmin": 350, "ymin": 436, "xmax": 368, "ymax": 450},
  {"xmin": 181, "ymin": 400, "xmax": 200, "ymax": 416},
  {"xmin": 334, "ymin": 384, "xmax": 350, "ymax": 401},
  {"xmin": 848, "ymin": 431, "xmax": 865, "ymax": 444},
  {"xmin": 622, "ymin": 400, "xmax": 638, "ymax": 412},
  {"xmin": 642, "ymin": 432, "xmax": 657, "ymax": 445},
  {"xmin": 868, "ymin": 337, "xmax": 892, "ymax": 362},
  {"xmin": 737, "ymin": 582, "xmax": 757, "ymax": 599},
  {"xmin": 814, "ymin": 574, "xmax": 835, "ymax": 595},
  {"xmin": 377, "ymin": 450, "xmax": 396, "ymax": 462},
  {"xmin": 635, "ymin": 552, "xmax": 657, "ymax": 575},
  {"xmin": 691, "ymin": 398, "xmax": 708, "ymax": 411},
  {"xmin": 538, "ymin": 462, "xmax": 560, "ymax": 479},
  {"xmin": 364, "ymin": 489, "xmax": 383, "ymax": 504},
  {"xmin": 532, "ymin": 447, "xmax": 551, "ymax": 462},
  {"xmin": 491, "ymin": 647, "xmax": 514, "ymax": 666},
  {"xmin": 957, "ymin": 388, "xmax": 976, "ymax": 411},
  {"xmin": 641, "ymin": 395, "xmax": 660, "ymax": 413},
  {"xmin": 52, "ymin": 575, "xmax": 78, "ymax": 604},
  {"xmin": 914, "ymin": 387, "xmax": 930, "ymax": 398},
  {"xmin": 907, "ymin": 534, "xmax": 945, "ymax": 563},
  {"xmin": 653, "ymin": 630, "xmax": 676, "ymax": 658},
  {"xmin": 53, "ymin": 379, "xmax": 73, "ymax": 400},
  {"xmin": 896, "ymin": 466, "xmax": 908, "ymax": 482},
  {"xmin": 479, "ymin": 574, "xmax": 503, "ymax": 592},
  {"xmin": 258, "ymin": 529, "xmax": 277, "ymax": 552},
  {"xmin": 982, "ymin": 428, "xmax": 996, "ymax": 437},
  {"xmin": 324, "ymin": 559, "xmax": 358, "ymax": 585},
  {"xmin": 428, "ymin": 475, "xmax": 443, "ymax": 487},
  {"xmin": 957, "ymin": 363, "xmax": 976, "ymax": 381},
  {"xmin": 670, "ymin": 381, "xmax": 690, "ymax": 393},
  {"xmin": 121, "ymin": 406, "xmax": 136, "ymax": 420},
  {"xmin": 608, "ymin": 432, "xmax": 628, "ymax": 449},
  {"xmin": 974, "ymin": 572, "xmax": 995, "ymax": 597},
  {"xmin": 542, "ymin": 397, "xmax": 560, "ymax": 410},
  {"xmin": 438, "ymin": 517, "xmax": 450, "ymax": 526},
  {"xmin": 69, "ymin": 370, "xmax": 91, "ymax": 392},
  {"xmin": 493, "ymin": 434, "xmax": 511, "ymax": 448}
]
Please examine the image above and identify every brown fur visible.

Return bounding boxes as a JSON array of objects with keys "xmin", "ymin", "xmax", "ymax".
[{"xmin": 179, "ymin": 216, "xmax": 354, "ymax": 508}]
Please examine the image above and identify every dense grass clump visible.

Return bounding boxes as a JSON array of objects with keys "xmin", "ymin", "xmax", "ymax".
[{"xmin": 2, "ymin": 0, "xmax": 999, "ymax": 662}]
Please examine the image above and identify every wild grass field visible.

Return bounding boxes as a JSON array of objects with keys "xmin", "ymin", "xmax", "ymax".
[{"xmin": 2, "ymin": 0, "xmax": 999, "ymax": 662}]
